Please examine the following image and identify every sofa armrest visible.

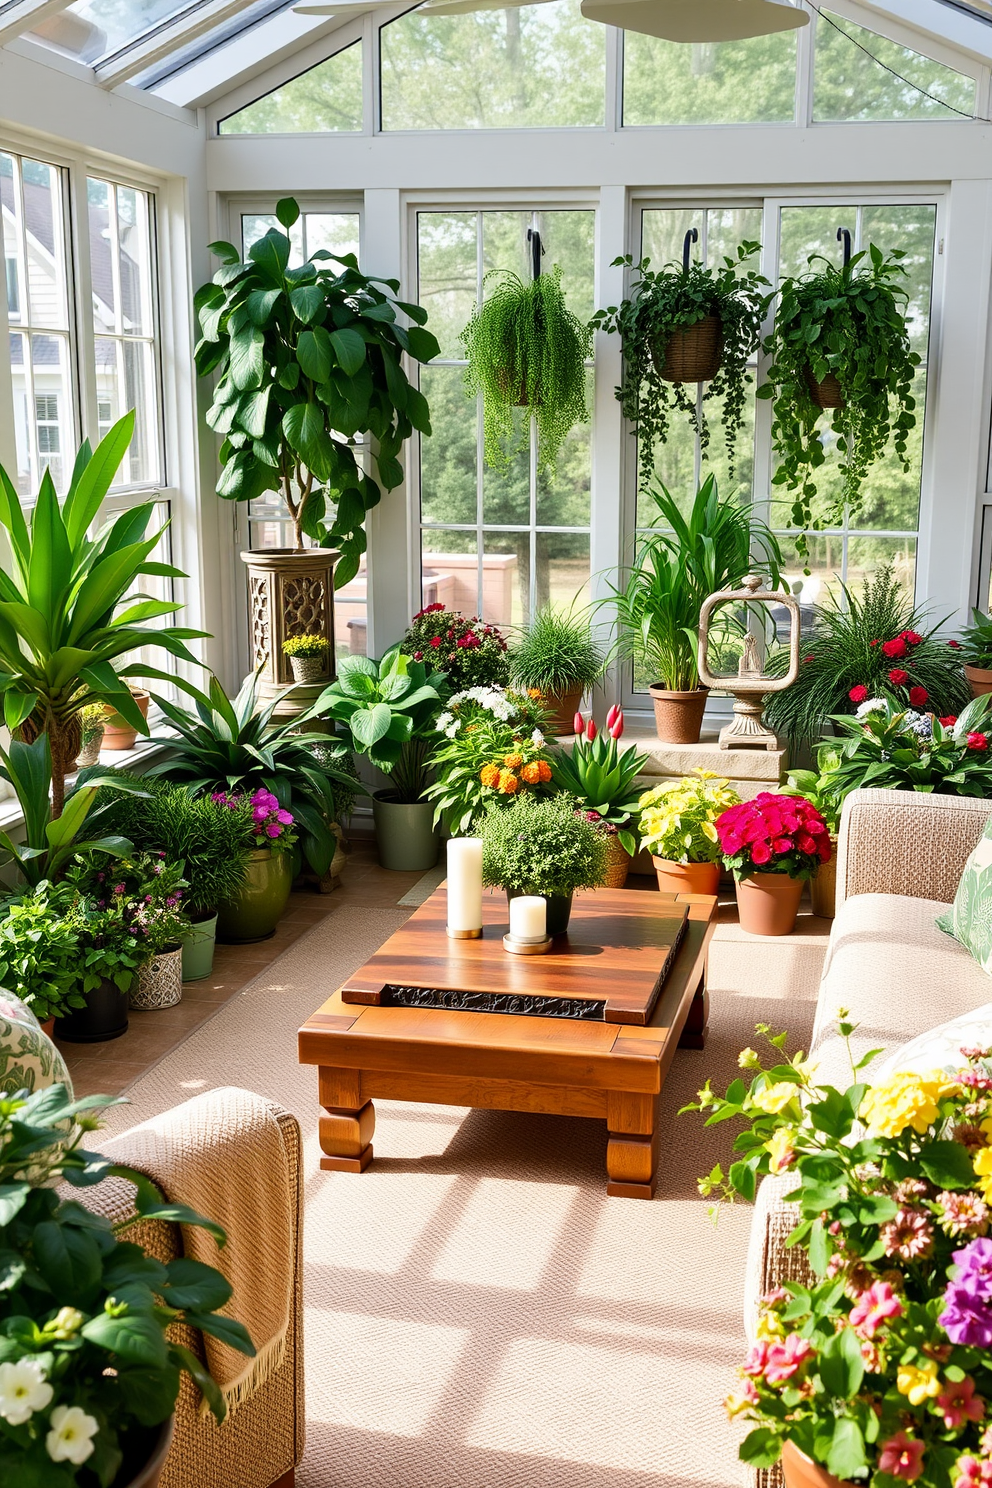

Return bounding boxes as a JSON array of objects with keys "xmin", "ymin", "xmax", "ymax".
[{"xmin": 836, "ymin": 788, "xmax": 992, "ymax": 909}]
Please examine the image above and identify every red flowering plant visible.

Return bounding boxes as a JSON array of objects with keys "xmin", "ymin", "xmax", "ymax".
[
  {"xmin": 829, "ymin": 694, "xmax": 992, "ymax": 800},
  {"xmin": 686, "ymin": 1017, "xmax": 992, "ymax": 1486},
  {"xmin": 399, "ymin": 604, "xmax": 510, "ymax": 691},
  {"xmin": 715, "ymin": 792, "xmax": 831, "ymax": 881}
]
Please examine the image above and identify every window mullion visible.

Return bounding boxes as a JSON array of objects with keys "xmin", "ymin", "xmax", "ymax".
[{"xmin": 70, "ymin": 166, "xmax": 99, "ymax": 451}]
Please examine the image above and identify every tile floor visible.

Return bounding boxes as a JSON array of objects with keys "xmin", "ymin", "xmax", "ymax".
[{"xmin": 58, "ymin": 844, "xmax": 427, "ymax": 1098}]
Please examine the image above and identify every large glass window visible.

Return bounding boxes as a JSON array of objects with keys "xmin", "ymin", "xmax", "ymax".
[
  {"xmin": 623, "ymin": 33, "xmax": 797, "ymax": 126},
  {"xmin": 1, "ymin": 151, "xmax": 75, "ymax": 497},
  {"xmin": 813, "ymin": 11, "xmax": 976, "ymax": 122},
  {"xmin": 417, "ymin": 209, "xmax": 595, "ymax": 632},
  {"xmin": 218, "ymin": 43, "xmax": 363, "ymax": 135},
  {"xmin": 88, "ymin": 177, "xmax": 161, "ymax": 488},
  {"xmin": 381, "ymin": 1, "xmax": 605, "ymax": 131}
]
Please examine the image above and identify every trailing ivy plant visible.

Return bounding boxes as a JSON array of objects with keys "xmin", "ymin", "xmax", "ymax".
[
  {"xmin": 460, "ymin": 265, "xmax": 591, "ymax": 473},
  {"xmin": 194, "ymin": 197, "xmax": 440, "ymax": 589},
  {"xmin": 590, "ymin": 242, "xmax": 771, "ymax": 490},
  {"xmin": 757, "ymin": 244, "xmax": 920, "ymax": 560}
]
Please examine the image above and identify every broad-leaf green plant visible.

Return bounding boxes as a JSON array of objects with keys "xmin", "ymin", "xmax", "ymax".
[
  {"xmin": 0, "ymin": 412, "xmax": 204, "ymax": 815},
  {"xmin": 591, "ymin": 242, "xmax": 771, "ymax": 490},
  {"xmin": 603, "ymin": 475, "xmax": 782, "ymax": 692},
  {"xmin": 195, "ymin": 196, "xmax": 440, "ymax": 588},
  {"xmin": 956, "ymin": 608, "xmax": 992, "ymax": 670},
  {"xmin": 460, "ymin": 265, "xmax": 591, "ymax": 474},
  {"xmin": 757, "ymin": 246, "xmax": 920, "ymax": 558},
  {"xmin": 146, "ymin": 671, "xmax": 359, "ymax": 877},
  {"xmin": 782, "ymin": 742, "xmax": 845, "ymax": 836},
  {"xmin": 313, "ymin": 649, "xmax": 446, "ymax": 803},
  {"xmin": 829, "ymin": 694, "xmax": 992, "ymax": 798}
]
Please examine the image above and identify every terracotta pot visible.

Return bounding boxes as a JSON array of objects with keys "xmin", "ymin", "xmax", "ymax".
[
  {"xmin": 102, "ymin": 691, "xmax": 150, "ymax": 751},
  {"xmin": 115, "ymin": 1416, "xmax": 175, "ymax": 1488},
  {"xmin": 736, "ymin": 872, "xmax": 803, "ymax": 936},
  {"xmin": 533, "ymin": 683, "xmax": 584, "ymax": 736},
  {"xmin": 805, "ymin": 367, "xmax": 845, "ymax": 410},
  {"xmin": 40, "ymin": 1017, "xmax": 55, "ymax": 1038},
  {"xmin": 651, "ymin": 857, "xmax": 720, "ymax": 897},
  {"xmin": 648, "ymin": 684, "xmax": 708, "ymax": 744},
  {"xmin": 601, "ymin": 835, "xmax": 632, "ymax": 888},
  {"xmin": 810, "ymin": 840, "xmax": 837, "ymax": 919},
  {"xmin": 965, "ymin": 662, "xmax": 992, "ymax": 697},
  {"xmin": 656, "ymin": 314, "xmax": 722, "ymax": 383},
  {"xmin": 780, "ymin": 1440, "xmax": 850, "ymax": 1488}
]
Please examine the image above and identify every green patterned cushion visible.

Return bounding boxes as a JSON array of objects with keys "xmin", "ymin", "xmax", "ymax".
[
  {"xmin": 0, "ymin": 994, "xmax": 73, "ymax": 1097},
  {"xmin": 940, "ymin": 817, "xmax": 992, "ymax": 973}
]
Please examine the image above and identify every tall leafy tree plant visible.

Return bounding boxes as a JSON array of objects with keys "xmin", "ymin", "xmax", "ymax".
[
  {"xmin": 758, "ymin": 245, "xmax": 920, "ymax": 559},
  {"xmin": 0, "ymin": 413, "xmax": 203, "ymax": 816},
  {"xmin": 194, "ymin": 197, "xmax": 440, "ymax": 588},
  {"xmin": 460, "ymin": 264, "xmax": 591, "ymax": 473},
  {"xmin": 591, "ymin": 242, "xmax": 771, "ymax": 490}
]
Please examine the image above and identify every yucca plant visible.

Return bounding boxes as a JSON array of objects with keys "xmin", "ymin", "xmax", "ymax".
[
  {"xmin": 0, "ymin": 412, "xmax": 204, "ymax": 815},
  {"xmin": 146, "ymin": 671, "xmax": 362, "ymax": 876},
  {"xmin": 764, "ymin": 564, "xmax": 971, "ymax": 746}
]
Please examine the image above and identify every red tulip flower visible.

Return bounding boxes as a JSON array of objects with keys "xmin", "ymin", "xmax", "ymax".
[
  {"xmin": 605, "ymin": 703, "xmax": 620, "ymax": 730},
  {"xmin": 586, "ymin": 718, "xmax": 597, "ymax": 742},
  {"xmin": 573, "ymin": 711, "xmax": 584, "ymax": 736},
  {"xmin": 610, "ymin": 710, "xmax": 624, "ymax": 740}
]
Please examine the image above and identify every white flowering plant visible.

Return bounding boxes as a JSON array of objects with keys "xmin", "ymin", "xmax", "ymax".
[
  {"xmin": 426, "ymin": 688, "xmax": 553, "ymax": 834},
  {"xmin": 0, "ymin": 1083, "xmax": 253, "ymax": 1485}
]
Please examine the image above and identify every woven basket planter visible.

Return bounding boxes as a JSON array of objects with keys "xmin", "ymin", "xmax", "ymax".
[
  {"xmin": 289, "ymin": 653, "xmax": 327, "ymax": 684},
  {"xmin": 75, "ymin": 730, "xmax": 104, "ymax": 768},
  {"xmin": 656, "ymin": 315, "xmax": 722, "ymax": 383},
  {"xmin": 805, "ymin": 367, "xmax": 845, "ymax": 409},
  {"xmin": 601, "ymin": 835, "xmax": 632, "ymax": 889},
  {"xmin": 130, "ymin": 947, "xmax": 183, "ymax": 1011}
]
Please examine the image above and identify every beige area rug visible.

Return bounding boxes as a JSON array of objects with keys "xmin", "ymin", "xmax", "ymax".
[
  {"xmin": 101, "ymin": 903, "xmax": 826, "ymax": 1488},
  {"xmin": 397, "ymin": 864, "xmax": 447, "ymax": 907}
]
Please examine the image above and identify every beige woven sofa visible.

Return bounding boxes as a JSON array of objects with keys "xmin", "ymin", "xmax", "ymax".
[
  {"xmin": 83, "ymin": 1091, "xmax": 304, "ymax": 1488},
  {"xmin": 745, "ymin": 788, "xmax": 992, "ymax": 1486}
]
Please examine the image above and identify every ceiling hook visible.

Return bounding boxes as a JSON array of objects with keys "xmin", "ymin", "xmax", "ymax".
[
  {"xmin": 837, "ymin": 227, "xmax": 852, "ymax": 267},
  {"xmin": 527, "ymin": 227, "xmax": 543, "ymax": 281},
  {"xmin": 682, "ymin": 227, "xmax": 699, "ymax": 274}
]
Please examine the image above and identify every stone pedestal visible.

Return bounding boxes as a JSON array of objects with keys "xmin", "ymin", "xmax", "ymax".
[{"xmin": 241, "ymin": 548, "xmax": 337, "ymax": 718}]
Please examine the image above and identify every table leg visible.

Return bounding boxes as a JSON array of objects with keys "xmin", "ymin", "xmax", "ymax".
[
  {"xmin": 318, "ymin": 1067, "xmax": 374, "ymax": 1173},
  {"xmin": 606, "ymin": 1091, "xmax": 658, "ymax": 1199},
  {"xmin": 678, "ymin": 975, "xmax": 709, "ymax": 1051}
]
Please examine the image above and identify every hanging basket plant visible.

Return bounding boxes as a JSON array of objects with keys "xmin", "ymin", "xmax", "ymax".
[
  {"xmin": 757, "ymin": 244, "xmax": 921, "ymax": 559},
  {"xmin": 590, "ymin": 240, "xmax": 771, "ymax": 490},
  {"xmin": 460, "ymin": 264, "xmax": 592, "ymax": 474}
]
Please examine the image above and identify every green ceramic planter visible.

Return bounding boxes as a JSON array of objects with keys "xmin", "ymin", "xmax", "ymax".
[
  {"xmin": 215, "ymin": 848, "xmax": 293, "ymax": 943},
  {"xmin": 372, "ymin": 791, "xmax": 439, "ymax": 872},
  {"xmin": 181, "ymin": 913, "xmax": 218, "ymax": 980},
  {"xmin": 506, "ymin": 888, "xmax": 574, "ymax": 936}
]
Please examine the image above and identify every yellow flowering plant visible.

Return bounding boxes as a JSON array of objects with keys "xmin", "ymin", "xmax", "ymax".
[
  {"xmin": 684, "ymin": 1018, "xmax": 992, "ymax": 1486},
  {"xmin": 637, "ymin": 770, "xmax": 741, "ymax": 864}
]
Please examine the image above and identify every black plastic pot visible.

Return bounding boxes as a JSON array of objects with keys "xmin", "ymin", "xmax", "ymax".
[{"xmin": 55, "ymin": 978, "xmax": 129, "ymax": 1043}]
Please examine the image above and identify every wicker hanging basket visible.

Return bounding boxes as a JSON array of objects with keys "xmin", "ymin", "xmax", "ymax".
[
  {"xmin": 805, "ymin": 366, "xmax": 845, "ymax": 410},
  {"xmin": 130, "ymin": 946, "xmax": 183, "ymax": 1011},
  {"xmin": 496, "ymin": 362, "xmax": 541, "ymax": 409},
  {"xmin": 655, "ymin": 314, "xmax": 723, "ymax": 384}
]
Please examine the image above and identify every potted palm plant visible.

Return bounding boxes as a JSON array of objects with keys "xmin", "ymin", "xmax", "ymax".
[
  {"xmin": 758, "ymin": 245, "xmax": 920, "ymax": 557},
  {"xmin": 508, "ymin": 605, "xmax": 602, "ymax": 734},
  {"xmin": 0, "ymin": 414, "xmax": 203, "ymax": 816},
  {"xmin": 591, "ymin": 240, "xmax": 770, "ymax": 491},
  {"xmin": 604, "ymin": 476, "xmax": 781, "ymax": 743},
  {"xmin": 316, "ymin": 650, "xmax": 447, "ymax": 871},
  {"xmin": 461, "ymin": 264, "xmax": 591, "ymax": 474},
  {"xmin": 194, "ymin": 196, "xmax": 438, "ymax": 710},
  {"xmin": 481, "ymin": 792, "xmax": 607, "ymax": 936}
]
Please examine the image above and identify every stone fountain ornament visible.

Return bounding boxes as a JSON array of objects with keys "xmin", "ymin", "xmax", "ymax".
[{"xmin": 697, "ymin": 574, "xmax": 800, "ymax": 751}]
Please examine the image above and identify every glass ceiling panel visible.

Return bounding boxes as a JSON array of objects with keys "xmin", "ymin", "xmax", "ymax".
[
  {"xmin": 132, "ymin": 0, "xmax": 295, "ymax": 88},
  {"xmin": 56, "ymin": 0, "xmax": 205, "ymax": 62}
]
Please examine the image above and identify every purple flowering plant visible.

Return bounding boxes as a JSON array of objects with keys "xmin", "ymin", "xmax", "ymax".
[
  {"xmin": 210, "ymin": 788, "xmax": 297, "ymax": 853},
  {"xmin": 683, "ymin": 1017, "xmax": 992, "ymax": 1486},
  {"xmin": 65, "ymin": 851, "xmax": 191, "ymax": 978}
]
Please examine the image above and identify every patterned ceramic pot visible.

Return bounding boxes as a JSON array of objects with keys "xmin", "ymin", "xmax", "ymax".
[
  {"xmin": 0, "ymin": 994, "xmax": 72, "ymax": 1095},
  {"xmin": 130, "ymin": 946, "xmax": 183, "ymax": 1010}
]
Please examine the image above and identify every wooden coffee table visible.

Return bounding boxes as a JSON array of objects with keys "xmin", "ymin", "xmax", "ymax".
[{"xmin": 298, "ymin": 885, "xmax": 718, "ymax": 1199}]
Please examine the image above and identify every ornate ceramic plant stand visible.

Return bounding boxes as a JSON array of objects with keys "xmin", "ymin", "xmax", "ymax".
[
  {"xmin": 242, "ymin": 548, "xmax": 337, "ymax": 719},
  {"xmin": 698, "ymin": 574, "xmax": 801, "ymax": 751}
]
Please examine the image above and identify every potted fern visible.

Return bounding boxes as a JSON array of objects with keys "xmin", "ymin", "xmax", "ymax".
[
  {"xmin": 508, "ymin": 604, "xmax": 602, "ymax": 734},
  {"xmin": 460, "ymin": 264, "xmax": 591, "ymax": 473},
  {"xmin": 758, "ymin": 245, "xmax": 920, "ymax": 557},
  {"xmin": 591, "ymin": 240, "xmax": 770, "ymax": 490}
]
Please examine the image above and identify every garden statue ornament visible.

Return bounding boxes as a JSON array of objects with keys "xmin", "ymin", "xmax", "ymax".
[{"xmin": 697, "ymin": 574, "xmax": 800, "ymax": 750}]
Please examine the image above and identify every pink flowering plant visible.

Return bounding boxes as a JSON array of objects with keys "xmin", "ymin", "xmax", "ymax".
[
  {"xmin": 686, "ymin": 1016, "xmax": 992, "ymax": 1485},
  {"xmin": 715, "ymin": 791, "xmax": 832, "ymax": 881},
  {"xmin": 211, "ymin": 788, "xmax": 297, "ymax": 854}
]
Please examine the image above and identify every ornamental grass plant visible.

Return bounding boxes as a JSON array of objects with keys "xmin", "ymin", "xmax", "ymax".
[
  {"xmin": 481, "ymin": 792, "xmax": 607, "ymax": 898},
  {"xmin": 764, "ymin": 565, "xmax": 971, "ymax": 748},
  {"xmin": 508, "ymin": 605, "xmax": 602, "ymax": 698},
  {"xmin": 688, "ymin": 1019, "xmax": 992, "ymax": 1487},
  {"xmin": 460, "ymin": 265, "xmax": 591, "ymax": 474},
  {"xmin": 637, "ymin": 770, "xmax": 741, "ymax": 865}
]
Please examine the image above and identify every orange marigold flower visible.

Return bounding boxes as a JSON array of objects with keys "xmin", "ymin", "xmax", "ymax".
[
  {"xmin": 503, "ymin": 753, "xmax": 524, "ymax": 769},
  {"xmin": 497, "ymin": 770, "xmax": 519, "ymax": 794},
  {"xmin": 536, "ymin": 760, "xmax": 552, "ymax": 782},
  {"xmin": 528, "ymin": 688, "xmax": 542, "ymax": 699},
  {"xmin": 479, "ymin": 764, "xmax": 500, "ymax": 787},
  {"xmin": 520, "ymin": 761, "xmax": 542, "ymax": 784}
]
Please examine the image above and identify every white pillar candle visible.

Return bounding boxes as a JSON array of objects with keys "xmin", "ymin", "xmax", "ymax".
[
  {"xmin": 446, "ymin": 837, "xmax": 483, "ymax": 937},
  {"xmin": 509, "ymin": 895, "xmax": 546, "ymax": 943}
]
